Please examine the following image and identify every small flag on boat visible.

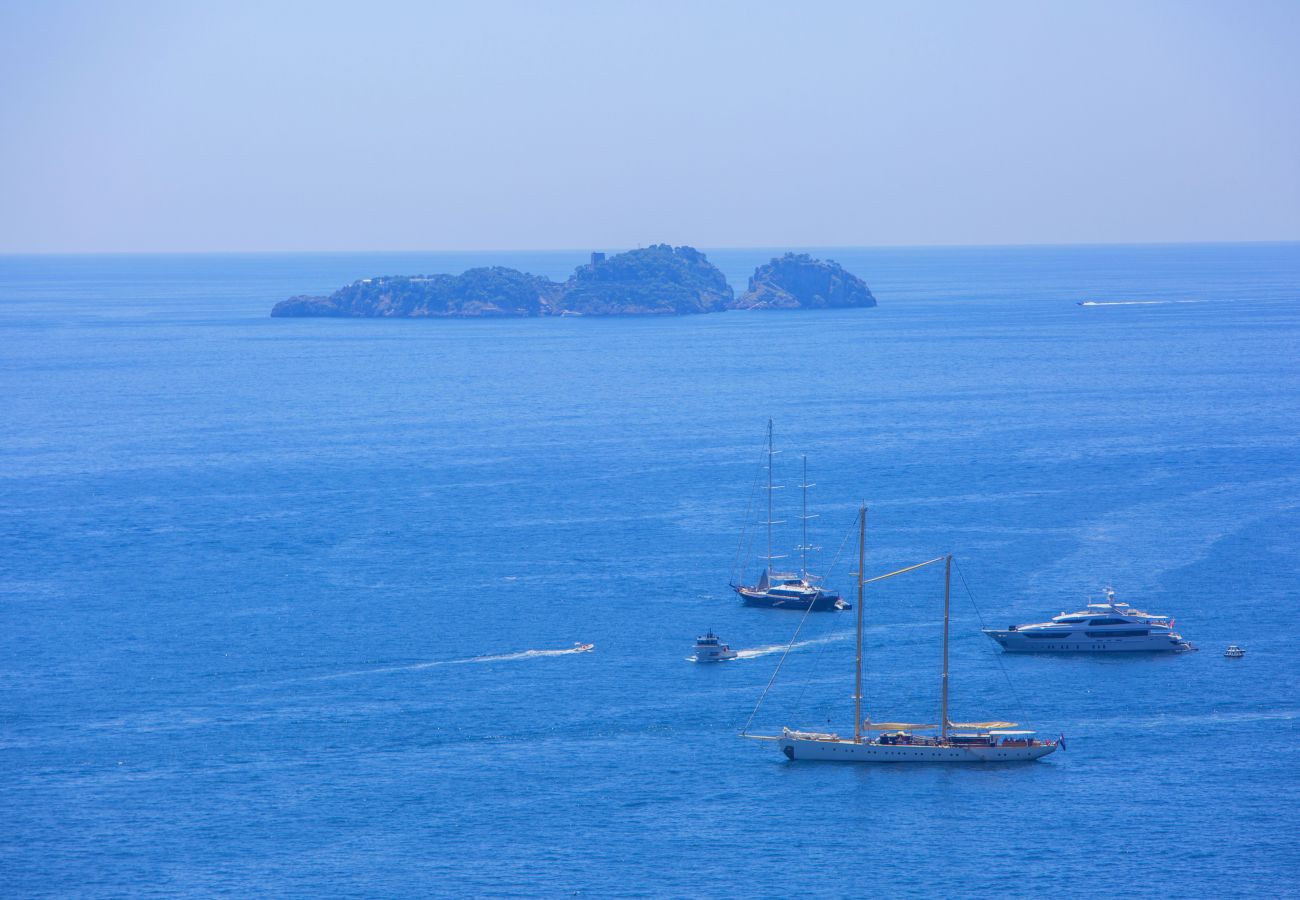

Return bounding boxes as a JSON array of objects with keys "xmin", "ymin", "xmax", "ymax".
[{"xmin": 1059, "ymin": 733, "xmax": 1067, "ymax": 751}]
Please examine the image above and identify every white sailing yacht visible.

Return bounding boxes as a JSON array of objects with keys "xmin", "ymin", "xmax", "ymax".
[{"xmin": 744, "ymin": 505, "xmax": 1061, "ymax": 763}]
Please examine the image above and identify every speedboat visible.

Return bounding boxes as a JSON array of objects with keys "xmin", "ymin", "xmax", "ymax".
[
  {"xmin": 1224, "ymin": 645, "xmax": 1245, "ymax": 658},
  {"xmin": 982, "ymin": 588, "xmax": 1193, "ymax": 653},
  {"xmin": 573, "ymin": 642, "xmax": 594, "ymax": 653},
  {"xmin": 692, "ymin": 631, "xmax": 738, "ymax": 662}
]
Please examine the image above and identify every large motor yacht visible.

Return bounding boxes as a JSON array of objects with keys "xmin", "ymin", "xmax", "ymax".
[{"xmin": 982, "ymin": 588, "xmax": 1193, "ymax": 653}]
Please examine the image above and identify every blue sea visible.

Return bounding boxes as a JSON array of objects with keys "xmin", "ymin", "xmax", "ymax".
[{"xmin": 2, "ymin": 244, "xmax": 1299, "ymax": 897}]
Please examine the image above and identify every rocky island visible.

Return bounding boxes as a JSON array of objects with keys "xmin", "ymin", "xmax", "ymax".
[
  {"xmin": 270, "ymin": 245, "xmax": 875, "ymax": 317},
  {"xmin": 559, "ymin": 244, "xmax": 732, "ymax": 315},
  {"xmin": 733, "ymin": 253, "xmax": 876, "ymax": 310},
  {"xmin": 272, "ymin": 267, "xmax": 562, "ymax": 318}
]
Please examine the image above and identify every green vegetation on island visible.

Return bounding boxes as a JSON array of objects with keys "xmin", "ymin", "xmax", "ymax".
[
  {"xmin": 732, "ymin": 253, "xmax": 877, "ymax": 310},
  {"xmin": 272, "ymin": 267, "xmax": 562, "ymax": 318},
  {"xmin": 270, "ymin": 245, "xmax": 876, "ymax": 318},
  {"xmin": 559, "ymin": 244, "xmax": 733, "ymax": 315}
]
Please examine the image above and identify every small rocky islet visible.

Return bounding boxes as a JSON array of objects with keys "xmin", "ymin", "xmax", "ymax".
[{"xmin": 270, "ymin": 244, "xmax": 876, "ymax": 318}]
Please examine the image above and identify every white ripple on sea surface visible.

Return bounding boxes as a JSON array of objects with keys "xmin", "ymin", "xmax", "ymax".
[
  {"xmin": 1078, "ymin": 299, "xmax": 1215, "ymax": 306},
  {"xmin": 1074, "ymin": 708, "xmax": 1299, "ymax": 730},
  {"xmin": 307, "ymin": 644, "xmax": 595, "ymax": 681},
  {"xmin": 1027, "ymin": 475, "xmax": 1300, "ymax": 599},
  {"xmin": 732, "ymin": 632, "xmax": 851, "ymax": 660}
]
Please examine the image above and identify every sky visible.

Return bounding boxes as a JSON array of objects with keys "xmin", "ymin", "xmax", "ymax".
[{"xmin": 1, "ymin": 0, "xmax": 1297, "ymax": 253}]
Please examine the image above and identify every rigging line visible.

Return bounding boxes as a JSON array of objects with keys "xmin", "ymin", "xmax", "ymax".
[
  {"xmin": 821, "ymin": 509, "xmax": 857, "ymax": 586},
  {"xmin": 785, "ymin": 507, "xmax": 868, "ymax": 723},
  {"xmin": 790, "ymin": 507, "xmax": 864, "ymax": 715},
  {"xmin": 863, "ymin": 556, "xmax": 947, "ymax": 584},
  {"xmin": 734, "ymin": 440, "xmax": 766, "ymax": 580},
  {"xmin": 953, "ymin": 558, "xmax": 1028, "ymax": 722},
  {"xmin": 793, "ymin": 616, "xmax": 841, "ymax": 718},
  {"xmin": 729, "ymin": 440, "xmax": 768, "ymax": 583},
  {"xmin": 740, "ymin": 509, "xmax": 898, "ymax": 735},
  {"xmin": 739, "ymin": 563, "xmax": 824, "ymax": 738}
]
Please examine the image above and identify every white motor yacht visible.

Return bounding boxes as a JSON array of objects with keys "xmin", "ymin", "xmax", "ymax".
[
  {"xmin": 692, "ymin": 631, "xmax": 738, "ymax": 662},
  {"xmin": 1224, "ymin": 645, "xmax": 1245, "ymax": 658},
  {"xmin": 983, "ymin": 588, "xmax": 1193, "ymax": 653}
]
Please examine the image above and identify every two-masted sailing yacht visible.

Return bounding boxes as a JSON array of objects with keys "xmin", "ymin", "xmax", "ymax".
[
  {"xmin": 745, "ymin": 505, "xmax": 1060, "ymax": 763},
  {"xmin": 732, "ymin": 422, "xmax": 848, "ymax": 611}
]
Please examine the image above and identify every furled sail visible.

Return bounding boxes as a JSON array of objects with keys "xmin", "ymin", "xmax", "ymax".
[
  {"xmin": 862, "ymin": 721, "xmax": 1018, "ymax": 731},
  {"xmin": 864, "ymin": 722, "xmax": 935, "ymax": 730}
]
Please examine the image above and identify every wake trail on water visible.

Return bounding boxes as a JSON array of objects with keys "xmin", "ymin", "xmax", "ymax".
[
  {"xmin": 1079, "ymin": 299, "xmax": 1212, "ymax": 307},
  {"xmin": 733, "ymin": 633, "xmax": 850, "ymax": 660},
  {"xmin": 303, "ymin": 645, "xmax": 594, "ymax": 682},
  {"xmin": 1080, "ymin": 708, "xmax": 1299, "ymax": 730}
]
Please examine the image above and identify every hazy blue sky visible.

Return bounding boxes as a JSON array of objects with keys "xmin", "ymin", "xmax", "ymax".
[{"xmin": 1, "ymin": 1, "xmax": 1297, "ymax": 252}]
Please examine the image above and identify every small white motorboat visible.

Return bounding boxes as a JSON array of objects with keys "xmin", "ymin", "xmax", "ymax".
[
  {"xmin": 692, "ymin": 631, "xmax": 738, "ymax": 662},
  {"xmin": 573, "ymin": 642, "xmax": 595, "ymax": 653},
  {"xmin": 1224, "ymin": 645, "xmax": 1245, "ymax": 658}
]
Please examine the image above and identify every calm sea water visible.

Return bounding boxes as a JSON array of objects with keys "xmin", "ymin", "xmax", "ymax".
[{"xmin": 2, "ymin": 244, "xmax": 1299, "ymax": 897}]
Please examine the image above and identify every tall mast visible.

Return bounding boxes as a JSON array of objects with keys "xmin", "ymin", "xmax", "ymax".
[
  {"xmin": 796, "ymin": 455, "xmax": 817, "ymax": 581},
  {"xmin": 800, "ymin": 456, "xmax": 808, "ymax": 578},
  {"xmin": 854, "ymin": 503, "xmax": 866, "ymax": 743},
  {"xmin": 941, "ymin": 554, "xmax": 952, "ymax": 742},
  {"xmin": 766, "ymin": 419, "xmax": 774, "ymax": 577}
]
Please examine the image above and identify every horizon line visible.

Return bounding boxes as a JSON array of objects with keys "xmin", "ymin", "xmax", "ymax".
[{"xmin": 2, "ymin": 239, "xmax": 1299, "ymax": 258}]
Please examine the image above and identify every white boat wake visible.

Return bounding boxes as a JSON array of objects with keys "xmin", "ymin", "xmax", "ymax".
[
  {"xmin": 733, "ymin": 633, "xmax": 849, "ymax": 659},
  {"xmin": 308, "ymin": 644, "xmax": 594, "ymax": 681},
  {"xmin": 1078, "ymin": 299, "xmax": 1210, "ymax": 307},
  {"xmin": 463, "ymin": 645, "xmax": 594, "ymax": 664}
]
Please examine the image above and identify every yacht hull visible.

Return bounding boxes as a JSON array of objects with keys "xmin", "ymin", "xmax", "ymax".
[
  {"xmin": 983, "ymin": 629, "xmax": 1193, "ymax": 653},
  {"xmin": 777, "ymin": 736, "xmax": 1057, "ymax": 763},
  {"xmin": 736, "ymin": 587, "xmax": 848, "ymax": 611}
]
